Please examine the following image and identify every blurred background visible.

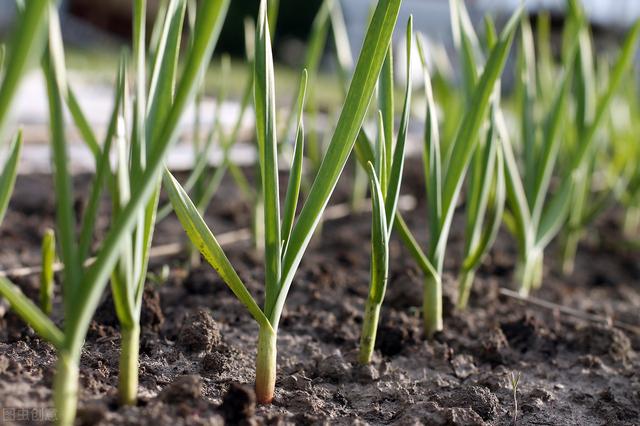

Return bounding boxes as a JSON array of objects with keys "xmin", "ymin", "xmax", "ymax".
[
  {"xmin": 3, "ymin": 1, "xmax": 640, "ymax": 60},
  {"xmin": 1, "ymin": 0, "xmax": 639, "ymax": 173}
]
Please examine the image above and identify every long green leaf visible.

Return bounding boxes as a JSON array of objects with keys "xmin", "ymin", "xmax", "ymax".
[
  {"xmin": 65, "ymin": 0, "xmax": 230, "ymax": 355},
  {"xmin": 77, "ymin": 59, "xmax": 126, "ymax": 263},
  {"xmin": 529, "ymin": 64, "xmax": 572, "ymax": 228},
  {"xmin": 163, "ymin": 170, "xmax": 272, "ymax": 330},
  {"xmin": 43, "ymin": 12, "xmax": 81, "ymax": 309},
  {"xmin": 282, "ymin": 0, "xmax": 332, "ymax": 141},
  {"xmin": 147, "ymin": 0, "xmax": 187, "ymax": 143},
  {"xmin": 367, "ymin": 162, "xmax": 389, "ymax": 304},
  {"xmin": 384, "ymin": 16, "xmax": 413, "ymax": 229},
  {"xmin": 496, "ymin": 107, "xmax": 531, "ymax": 253},
  {"xmin": 281, "ymin": 70, "xmax": 308, "ymax": 253},
  {"xmin": 575, "ymin": 20, "xmax": 640, "ymax": 170},
  {"xmin": 0, "ymin": 0, "xmax": 49, "ymax": 140},
  {"xmin": 0, "ymin": 131, "xmax": 22, "ymax": 225},
  {"xmin": 276, "ymin": 0, "xmax": 403, "ymax": 326},
  {"xmin": 379, "ymin": 44, "xmax": 394, "ymax": 176},
  {"xmin": 434, "ymin": 9, "xmax": 520, "ymax": 265},
  {"xmin": 463, "ymin": 128, "xmax": 505, "ymax": 270},
  {"xmin": 464, "ymin": 116, "xmax": 498, "ymax": 255},
  {"xmin": 0, "ymin": 277, "xmax": 64, "ymax": 349},
  {"xmin": 255, "ymin": 0, "xmax": 282, "ymax": 316},
  {"xmin": 416, "ymin": 34, "xmax": 442, "ymax": 248},
  {"xmin": 440, "ymin": 9, "xmax": 519, "ymax": 223},
  {"xmin": 66, "ymin": 88, "xmax": 101, "ymax": 160}
]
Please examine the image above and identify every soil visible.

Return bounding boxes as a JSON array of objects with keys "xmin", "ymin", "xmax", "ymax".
[{"xmin": 0, "ymin": 159, "xmax": 639, "ymax": 425}]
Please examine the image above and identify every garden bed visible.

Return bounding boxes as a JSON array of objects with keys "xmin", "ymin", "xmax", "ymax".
[{"xmin": 1, "ymin": 159, "xmax": 638, "ymax": 425}]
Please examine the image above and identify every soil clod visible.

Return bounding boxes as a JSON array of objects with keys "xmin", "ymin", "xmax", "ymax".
[
  {"xmin": 159, "ymin": 375, "xmax": 202, "ymax": 403},
  {"xmin": 178, "ymin": 309, "xmax": 222, "ymax": 353},
  {"xmin": 220, "ymin": 383, "xmax": 256, "ymax": 425}
]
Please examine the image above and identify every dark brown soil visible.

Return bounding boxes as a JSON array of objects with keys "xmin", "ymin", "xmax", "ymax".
[{"xmin": 0, "ymin": 160, "xmax": 639, "ymax": 425}]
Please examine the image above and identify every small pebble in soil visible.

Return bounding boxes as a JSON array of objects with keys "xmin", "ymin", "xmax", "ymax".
[
  {"xmin": 159, "ymin": 375, "xmax": 202, "ymax": 403},
  {"xmin": 220, "ymin": 383, "xmax": 256, "ymax": 425},
  {"xmin": 178, "ymin": 309, "xmax": 222, "ymax": 352},
  {"xmin": 451, "ymin": 354, "xmax": 478, "ymax": 379}
]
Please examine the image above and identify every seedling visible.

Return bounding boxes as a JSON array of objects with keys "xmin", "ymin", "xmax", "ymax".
[
  {"xmin": 358, "ymin": 17, "xmax": 413, "ymax": 364},
  {"xmin": 448, "ymin": 3, "xmax": 506, "ymax": 310},
  {"xmin": 499, "ymin": 2, "xmax": 640, "ymax": 294},
  {"xmin": 510, "ymin": 371, "xmax": 522, "ymax": 425},
  {"xmin": 413, "ymin": 6, "xmax": 519, "ymax": 336},
  {"xmin": 559, "ymin": 15, "xmax": 640, "ymax": 273},
  {"xmin": 350, "ymin": 1, "xmax": 519, "ymax": 337},
  {"xmin": 164, "ymin": 0, "xmax": 403, "ymax": 402},
  {"xmin": 0, "ymin": 1, "xmax": 230, "ymax": 424}
]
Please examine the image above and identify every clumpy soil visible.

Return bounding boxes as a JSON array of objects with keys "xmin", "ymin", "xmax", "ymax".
[{"xmin": 0, "ymin": 159, "xmax": 639, "ymax": 425}]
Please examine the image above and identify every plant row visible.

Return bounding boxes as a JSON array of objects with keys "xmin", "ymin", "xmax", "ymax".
[{"xmin": 0, "ymin": 1, "xmax": 638, "ymax": 425}]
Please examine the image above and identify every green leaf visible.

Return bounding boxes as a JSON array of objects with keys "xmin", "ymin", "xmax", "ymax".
[
  {"xmin": 268, "ymin": 0, "xmax": 280, "ymax": 37},
  {"xmin": 496, "ymin": 107, "xmax": 531, "ymax": 253},
  {"xmin": 163, "ymin": 170, "xmax": 272, "ymax": 331},
  {"xmin": 282, "ymin": 0, "xmax": 331, "ymax": 141},
  {"xmin": 43, "ymin": 13, "xmax": 81, "ymax": 307},
  {"xmin": 463, "ymin": 126, "xmax": 506, "ymax": 270},
  {"xmin": 529, "ymin": 62, "xmax": 573, "ymax": 228},
  {"xmin": 131, "ymin": 0, "xmax": 148, "ymax": 178},
  {"xmin": 111, "ymin": 108, "xmax": 137, "ymax": 329},
  {"xmin": 483, "ymin": 15, "xmax": 497, "ymax": 51},
  {"xmin": 147, "ymin": 0, "xmax": 187, "ymax": 143},
  {"xmin": 66, "ymin": 88, "xmax": 101, "ymax": 160},
  {"xmin": 65, "ymin": 0, "xmax": 230, "ymax": 355},
  {"xmin": 374, "ymin": 111, "xmax": 387, "ymax": 188},
  {"xmin": 384, "ymin": 16, "xmax": 413, "ymax": 229},
  {"xmin": 576, "ymin": 20, "xmax": 640, "ymax": 170},
  {"xmin": 0, "ymin": 0, "xmax": 49, "ymax": 140},
  {"xmin": 281, "ymin": 70, "xmax": 308, "ymax": 254},
  {"xmin": 255, "ymin": 0, "xmax": 282, "ymax": 315},
  {"xmin": 0, "ymin": 131, "xmax": 22, "ymax": 225},
  {"xmin": 450, "ymin": 0, "xmax": 481, "ymax": 101},
  {"xmin": 77, "ymin": 59, "xmax": 127, "ymax": 263},
  {"xmin": 276, "ymin": 0, "xmax": 404, "ymax": 326},
  {"xmin": 464, "ymin": 113, "xmax": 498, "ymax": 255},
  {"xmin": 416, "ymin": 34, "xmax": 442, "ymax": 250},
  {"xmin": 366, "ymin": 162, "xmax": 389, "ymax": 305},
  {"xmin": 535, "ymin": 180, "xmax": 572, "ymax": 248},
  {"xmin": 434, "ymin": 9, "xmax": 520, "ymax": 265},
  {"xmin": 329, "ymin": 0, "xmax": 354, "ymax": 93},
  {"xmin": 0, "ymin": 277, "xmax": 64, "ymax": 349},
  {"xmin": 379, "ymin": 43, "xmax": 394, "ymax": 176},
  {"xmin": 518, "ymin": 14, "xmax": 538, "ymax": 200}
]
